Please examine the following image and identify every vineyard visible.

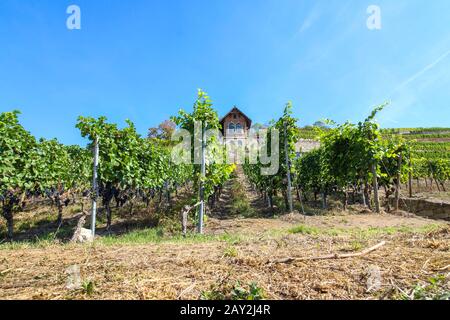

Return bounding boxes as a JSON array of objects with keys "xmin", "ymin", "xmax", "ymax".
[{"xmin": 1, "ymin": 92, "xmax": 449, "ymax": 300}]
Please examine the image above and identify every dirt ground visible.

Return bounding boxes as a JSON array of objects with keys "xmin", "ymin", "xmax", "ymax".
[
  {"xmin": 1, "ymin": 213, "xmax": 449, "ymax": 300},
  {"xmin": 1, "ymin": 169, "xmax": 449, "ymax": 300}
]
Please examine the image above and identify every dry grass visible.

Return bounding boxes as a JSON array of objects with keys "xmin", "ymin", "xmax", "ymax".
[
  {"xmin": 1, "ymin": 171, "xmax": 449, "ymax": 300},
  {"xmin": 0, "ymin": 214, "xmax": 449, "ymax": 300}
]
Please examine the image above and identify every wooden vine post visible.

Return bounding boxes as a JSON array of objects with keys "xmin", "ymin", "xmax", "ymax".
[{"xmin": 181, "ymin": 202, "xmax": 201, "ymax": 237}]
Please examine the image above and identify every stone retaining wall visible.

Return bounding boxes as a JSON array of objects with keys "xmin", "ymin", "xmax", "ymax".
[{"xmin": 390, "ymin": 197, "xmax": 450, "ymax": 221}]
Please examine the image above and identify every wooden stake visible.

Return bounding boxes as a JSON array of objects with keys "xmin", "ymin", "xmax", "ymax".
[
  {"xmin": 272, "ymin": 241, "xmax": 386, "ymax": 264},
  {"xmin": 181, "ymin": 202, "xmax": 201, "ymax": 237}
]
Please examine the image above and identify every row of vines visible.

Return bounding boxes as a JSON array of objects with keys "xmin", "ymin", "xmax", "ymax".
[
  {"xmin": 407, "ymin": 141, "xmax": 450, "ymax": 192},
  {"xmin": 245, "ymin": 103, "xmax": 450, "ymax": 214},
  {"xmin": 0, "ymin": 90, "xmax": 234, "ymax": 240}
]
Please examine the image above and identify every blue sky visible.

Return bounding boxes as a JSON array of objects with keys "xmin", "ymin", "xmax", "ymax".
[{"xmin": 1, "ymin": 0, "xmax": 450, "ymax": 145}]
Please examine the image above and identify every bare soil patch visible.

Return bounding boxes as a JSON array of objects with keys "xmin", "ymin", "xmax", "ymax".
[
  {"xmin": 1, "ymin": 168, "xmax": 449, "ymax": 300},
  {"xmin": 1, "ymin": 214, "xmax": 448, "ymax": 300}
]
